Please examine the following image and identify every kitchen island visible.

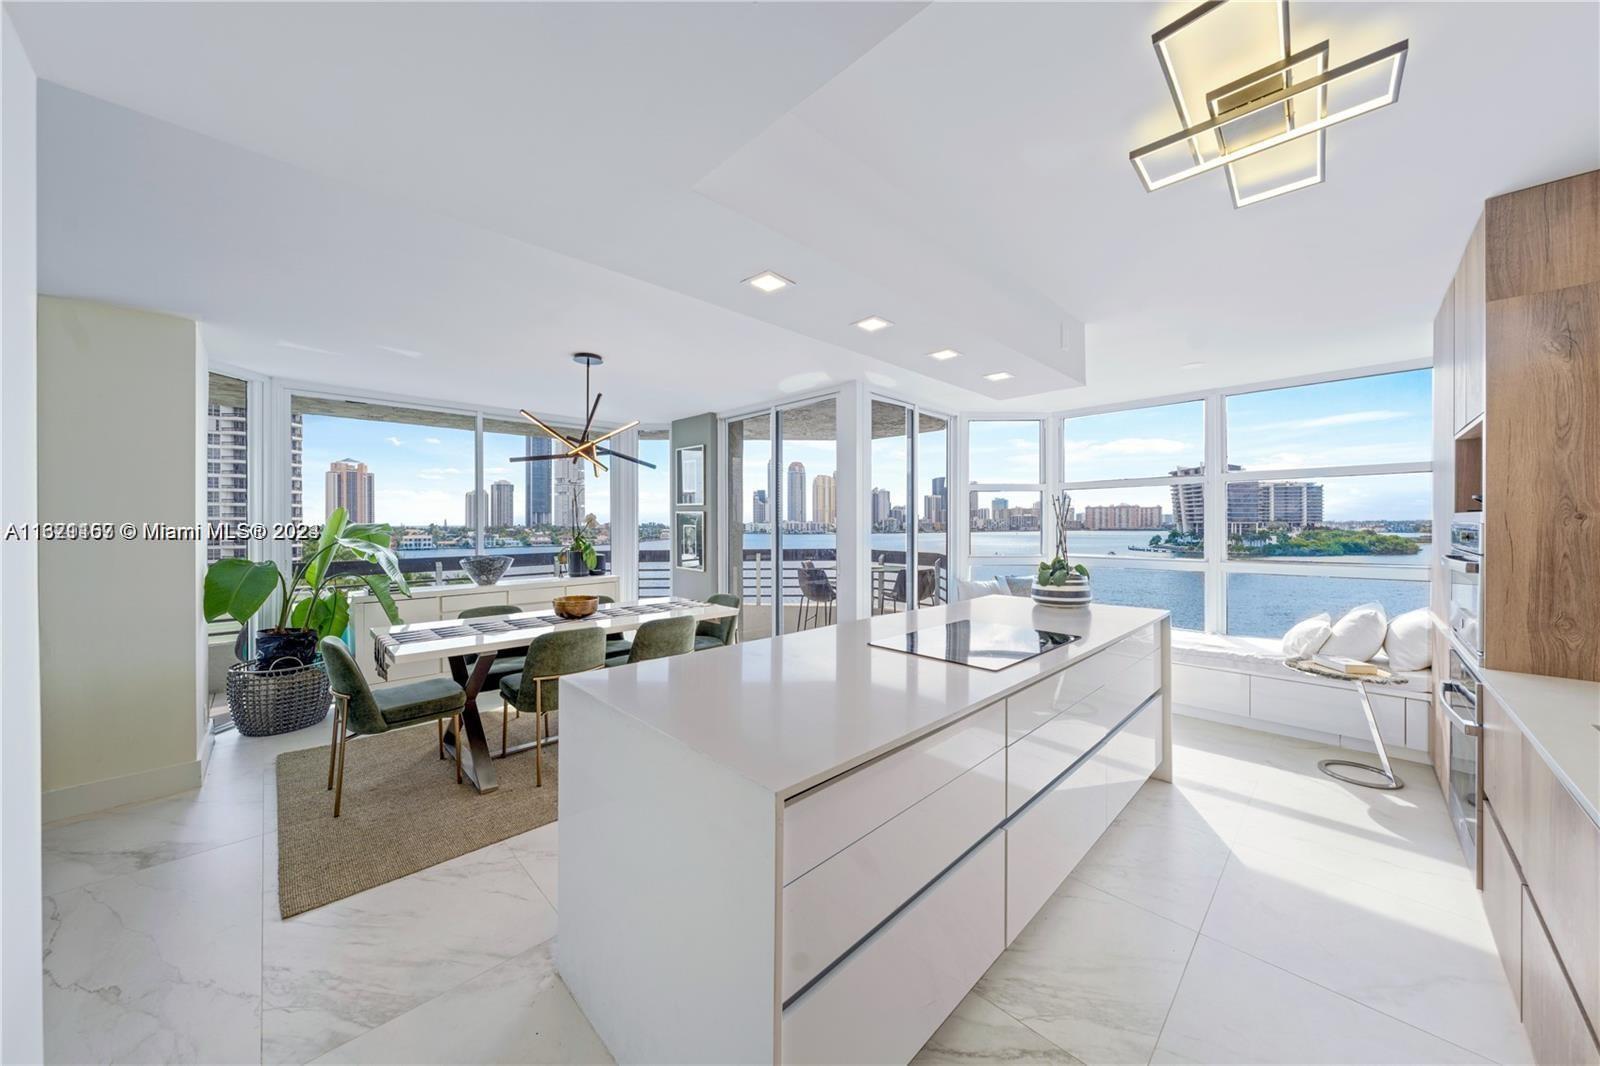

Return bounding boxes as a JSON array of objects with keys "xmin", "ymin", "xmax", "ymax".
[{"xmin": 558, "ymin": 597, "xmax": 1170, "ymax": 1064}]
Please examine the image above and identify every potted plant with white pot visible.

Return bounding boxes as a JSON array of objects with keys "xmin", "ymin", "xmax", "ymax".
[{"xmin": 1032, "ymin": 492, "xmax": 1092, "ymax": 607}]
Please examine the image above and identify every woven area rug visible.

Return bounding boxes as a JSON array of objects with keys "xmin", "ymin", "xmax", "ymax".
[{"xmin": 275, "ymin": 709, "xmax": 558, "ymax": 918}]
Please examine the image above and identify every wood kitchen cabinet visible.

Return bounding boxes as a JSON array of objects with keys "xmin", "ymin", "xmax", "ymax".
[
  {"xmin": 1523, "ymin": 889, "xmax": 1600, "ymax": 1066},
  {"xmin": 1481, "ymin": 804, "xmax": 1523, "ymax": 1011},
  {"xmin": 1453, "ymin": 214, "xmax": 1487, "ymax": 433}
]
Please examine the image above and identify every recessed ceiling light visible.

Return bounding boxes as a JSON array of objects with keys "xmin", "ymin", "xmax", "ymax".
[
  {"xmin": 984, "ymin": 371, "xmax": 1014, "ymax": 382},
  {"xmin": 1181, "ymin": 361, "xmax": 1206, "ymax": 370},
  {"xmin": 928, "ymin": 348, "xmax": 962, "ymax": 361},
  {"xmin": 854, "ymin": 316, "xmax": 893, "ymax": 333},
  {"xmin": 743, "ymin": 271, "xmax": 793, "ymax": 293}
]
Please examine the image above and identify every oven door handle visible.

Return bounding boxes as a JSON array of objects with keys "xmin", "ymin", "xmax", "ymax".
[
  {"xmin": 1443, "ymin": 554, "xmax": 1481, "ymax": 574},
  {"xmin": 1438, "ymin": 681, "xmax": 1482, "ymax": 736}
]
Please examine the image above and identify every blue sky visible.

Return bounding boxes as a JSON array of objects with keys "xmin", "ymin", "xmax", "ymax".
[
  {"xmin": 302, "ymin": 415, "xmax": 610, "ymax": 526},
  {"xmin": 303, "ymin": 369, "xmax": 1429, "ymax": 528}
]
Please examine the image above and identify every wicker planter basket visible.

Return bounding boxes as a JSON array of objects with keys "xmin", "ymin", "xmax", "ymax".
[{"xmin": 226, "ymin": 658, "xmax": 331, "ymax": 737}]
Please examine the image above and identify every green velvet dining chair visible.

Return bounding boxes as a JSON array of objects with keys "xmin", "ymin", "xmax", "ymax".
[
  {"xmin": 320, "ymin": 637, "xmax": 468, "ymax": 817},
  {"xmin": 498, "ymin": 627, "xmax": 607, "ymax": 786},
  {"xmin": 608, "ymin": 615, "xmax": 696, "ymax": 669},
  {"xmin": 694, "ymin": 593, "xmax": 741, "ymax": 651}
]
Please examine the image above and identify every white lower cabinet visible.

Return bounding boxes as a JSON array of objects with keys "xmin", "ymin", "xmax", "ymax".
[
  {"xmin": 781, "ymin": 836, "xmax": 1005, "ymax": 1065},
  {"xmin": 1101, "ymin": 698, "xmax": 1163, "ymax": 823},
  {"xmin": 782, "ymin": 749, "xmax": 1005, "ymax": 999},
  {"xmin": 1006, "ymin": 754, "xmax": 1106, "ymax": 944}
]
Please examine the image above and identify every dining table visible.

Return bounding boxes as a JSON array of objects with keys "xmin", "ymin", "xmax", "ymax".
[{"xmin": 370, "ymin": 596, "xmax": 740, "ymax": 792}]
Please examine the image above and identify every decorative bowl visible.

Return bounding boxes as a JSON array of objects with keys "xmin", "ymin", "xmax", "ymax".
[
  {"xmin": 459, "ymin": 555, "xmax": 512, "ymax": 586},
  {"xmin": 1031, "ymin": 576, "xmax": 1092, "ymax": 608},
  {"xmin": 553, "ymin": 595, "xmax": 599, "ymax": 620}
]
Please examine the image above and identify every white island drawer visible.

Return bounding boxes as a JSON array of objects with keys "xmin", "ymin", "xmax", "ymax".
[
  {"xmin": 783, "ymin": 701, "xmax": 1005, "ymax": 884},
  {"xmin": 1100, "ymin": 697, "xmax": 1163, "ymax": 823},
  {"xmin": 1006, "ymin": 648, "xmax": 1159, "ymax": 815},
  {"xmin": 1006, "ymin": 753, "xmax": 1107, "ymax": 944},
  {"xmin": 782, "ymin": 749, "xmax": 1004, "ymax": 999},
  {"xmin": 782, "ymin": 835, "xmax": 1004, "ymax": 1065}
]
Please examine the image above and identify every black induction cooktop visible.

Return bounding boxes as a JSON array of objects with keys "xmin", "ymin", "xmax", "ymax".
[{"xmin": 868, "ymin": 619, "xmax": 1081, "ymax": 672}]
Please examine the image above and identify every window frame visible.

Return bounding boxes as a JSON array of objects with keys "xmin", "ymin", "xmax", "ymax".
[
  {"xmin": 1030, "ymin": 358, "xmax": 1431, "ymax": 634},
  {"xmin": 962, "ymin": 415, "xmax": 1049, "ymax": 575}
]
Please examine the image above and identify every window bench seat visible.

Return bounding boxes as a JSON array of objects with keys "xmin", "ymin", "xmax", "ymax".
[{"xmin": 1170, "ymin": 631, "xmax": 1432, "ymax": 763}]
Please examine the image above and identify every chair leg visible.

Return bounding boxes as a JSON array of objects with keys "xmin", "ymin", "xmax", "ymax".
[
  {"xmin": 327, "ymin": 694, "xmax": 344, "ymax": 790},
  {"xmin": 454, "ymin": 715, "xmax": 463, "ymax": 784},
  {"xmin": 332, "ymin": 721, "xmax": 349, "ymax": 818},
  {"xmin": 501, "ymin": 699, "xmax": 509, "ymax": 757},
  {"xmin": 437, "ymin": 718, "xmax": 444, "ymax": 760},
  {"xmin": 534, "ymin": 684, "xmax": 543, "ymax": 788}
]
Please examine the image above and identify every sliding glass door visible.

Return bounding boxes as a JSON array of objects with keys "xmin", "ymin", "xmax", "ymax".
[
  {"xmin": 871, "ymin": 397, "xmax": 951, "ymax": 615},
  {"xmin": 726, "ymin": 411, "xmax": 774, "ymax": 639},
  {"xmin": 776, "ymin": 397, "xmax": 838, "ymax": 632}
]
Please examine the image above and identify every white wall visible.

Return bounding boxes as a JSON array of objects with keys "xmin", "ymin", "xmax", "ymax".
[
  {"xmin": 0, "ymin": 11, "xmax": 42, "ymax": 1061},
  {"xmin": 36, "ymin": 297, "xmax": 207, "ymax": 821}
]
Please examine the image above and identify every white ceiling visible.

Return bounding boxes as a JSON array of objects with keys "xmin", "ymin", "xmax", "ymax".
[{"xmin": 14, "ymin": 1, "xmax": 1600, "ymax": 421}]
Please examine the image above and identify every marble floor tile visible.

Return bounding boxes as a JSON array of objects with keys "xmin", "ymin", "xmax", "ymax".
[
  {"xmin": 1072, "ymin": 809, "xmax": 1232, "ymax": 930},
  {"xmin": 261, "ymin": 842, "xmax": 558, "ymax": 1065},
  {"xmin": 1152, "ymin": 936, "xmax": 1493, "ymax": 1065},
  {"xmin": 1232, "ymin": 769, "xmax": 1481, "ymax": 918},
  {"xmin": 504, "ymin": 821, "xmax": 559, "ymax": 910},
  {"xmin": 43, "ymin": 787, "xmax": 266, "ymax": 896},
  {"xmin": 1201, "ymin": 843, "xmax": 1531, "ymax": 1064},
  {"xmin": 309, "ymin": 939, "xmax": 610, "ymax": 1065},
  {"xmin": 976, "ymin": 878, "xmax": 1197, "ymax": 1065},
  {"xmin": 912, "ymin": 992, "xmax": 1084, "ymax": 1065},
  {"xmin": 43, "ymin": 837, "xmax": 263, "ymax": 1065}
]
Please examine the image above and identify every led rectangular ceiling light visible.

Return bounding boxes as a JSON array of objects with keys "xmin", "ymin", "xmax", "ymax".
[
  {"xmin": 1132, "ymin": 41, "xmax": 1406, "ymax": 195},
  {"xmin": 928, "ymin": 348, "xmax": 962, "ymax": 361},
  {"xmin": 854, "ymin": 316, "xmax": 893, "ymax": 332},
  {"xmin": 983, "ymin": 371, "xmax": 1013, "ymax": 382},
  {"xmin": 1131, "ymin": 0, "xmax": 1407, "ymax": 207},
  {"xmin": 743, "ymin": 271, "xmax": 793, "ymax": 293}
]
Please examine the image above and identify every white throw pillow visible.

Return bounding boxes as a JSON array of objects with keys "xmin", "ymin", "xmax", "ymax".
[
  {"xmin": 1002, "ymin": 574, "xmax": 1034, "ymax": 596},
  {"xmin": 1282, "ymin": 612, "xmax": 1333, "ymax": 658},
  {"xmin": 956, "ymin": 577, "xmax": 1002, "ymax": 601},
  {"xmin": 1321, "ymin": 602, "xmax": 1389, "ymax": 662},
  {"xmin": 1384, "ymin": 608, "xmax": 1432, "ymax": 673}
]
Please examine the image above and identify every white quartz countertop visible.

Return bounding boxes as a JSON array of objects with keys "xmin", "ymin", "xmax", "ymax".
[
  {"xmin": 1479, "ymin": 665, "xmax": 1600, "ymax": 827},
  {"xmin": 566, "ymin": 597, "xmax": 1167, "ymax": 799}
]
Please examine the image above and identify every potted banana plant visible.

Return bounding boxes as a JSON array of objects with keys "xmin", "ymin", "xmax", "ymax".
[{"xmin": 204, "ymin": 507, "xmax": 410, "ymax": 667}]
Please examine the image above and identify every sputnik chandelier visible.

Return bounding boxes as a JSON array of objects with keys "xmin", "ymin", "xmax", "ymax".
[
  {"xmin": 1129, "ymin": 0, "xmax": 1408, "ymax": 208},
  {"xmin": 512, "ymin": 352, "xmax": 655, "ymax": 475}
]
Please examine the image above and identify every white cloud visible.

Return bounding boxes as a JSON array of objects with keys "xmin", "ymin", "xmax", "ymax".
[
  {"xmin": 423, "ymin": 437, "xmax": 442, "ymax": 445},
  {"xmin": 484, "ymin": 466, "xmax": 511, "ymax": 475},
  {"xmin": 1065, "ymin": 436, "xmax": 1191, "ymax": 458},
  {"xmin": 386, "ymin": 436, "xmax": 404, "ymax": 447},
  {"xmin": 417, "ymin": 467, "xmax": 463, "ymax": 480},
  {"xmin": 1247, "ymin": 410, "xmax": 1411, "ymax": 433}
]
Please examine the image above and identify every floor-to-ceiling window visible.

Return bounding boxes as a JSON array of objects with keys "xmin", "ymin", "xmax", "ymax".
[
  {"xmin": 726, "ymin": 411, "xmax": 774, "ymax": 638},
  {"xmin": 966, "ymin": 418, "xmax": 1044, "ymax": 582},
  {"xmin": 777, "ymin": 397, "xmax": 838, "ymax": 631},
  {"xmin": 870, "ymin": 398, "xmax": 951, "ymax": 614},
  {"xmin": 1006, "ymin": 366, "xmax": 1433, "ymax": 636},
  {"xmin": 292, "ymin": 396, "xmax": 478, "ymax": 582},
  {"xmin": 206, "ymin": 372, "xmax": 251, "ymax": 563},
  {"xmin": 1060, "ymin": 399, "xmax": 1207, "ymax": 630},
  {"xmin": 1221, "ymin": 368, "xmax": 1432, "ymax": 637},
  {"xmin": 479, "ymin": 415, "xmax": 612, "ymax": 577},
  {"xmin": 636, "ymin": 429, "xmax": 671, "ymax": 596}
]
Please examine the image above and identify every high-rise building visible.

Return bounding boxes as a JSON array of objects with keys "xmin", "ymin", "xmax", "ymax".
[
  {"xmin": 205, "ymin": 379, "xmax": 250, "ymax": 562},
  {"xmin": 490, "ymin": 479, "xmax": 515, "ymax": 527},
  {"xmin": 523, "ymin": 435, "xmax": 554, "ymax": 526},
  {"xmin": 811, "ymin": 472, "xmax": 837, "ymax": 526},
  {"xmin": 1082, "ymin": 503, "xmax": 1164, "ymax": 530},
  {"xmin": 752, "ymin": 488, "xmax": 769, "ymax": 524},
  {"xmin": 785, "ymin": 462, "xmax": 806, "ymax": 523},
  {"xmin": 553, "ymin": 459, "xmax": 586, "ymax": 529},
  {"xmin": 325, "ymin": 459, "xmax": 375, "ymax": 523},
  {"xmin": 871, "ymin": 487, "xmax": 893, "ymax": 525},
  {"xmin": 1266, "ymin": 481, "xmax": 1325, "ymax": 526},
  {"xmin": 289, "ymin": 414, "xmax": 304, "ymax": 527},
  {"xmin": 928, "ymin": 476, "xmax": 947, "ymax": 527},
  {"xmin": 464, "ymin": 489, "xmax": 486, "ymax": 528}
]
